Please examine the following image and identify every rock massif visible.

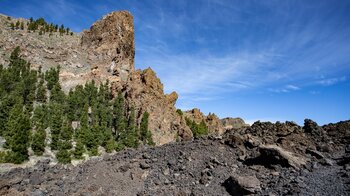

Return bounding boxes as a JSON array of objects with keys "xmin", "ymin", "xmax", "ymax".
[{"xmin": 0, "ymin": 11, "xmax": 191, "ymax": 145}]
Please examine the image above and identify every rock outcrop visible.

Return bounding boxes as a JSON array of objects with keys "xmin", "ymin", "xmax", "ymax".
[
  {"xmin": 183, "ymin": 109, "xmax": 250, "ymax": 135},
  {"xmin": 221, "ymin": 117, "xmax": 249, "ymax": 130},
  {"xmin": 124, "ymin": 68, "xmax": 192, "ymax": 145},
  {"xmin": 81, "ymin": 11, "xmax": 135, "ymax": 84},
  {"xmin": 0, "ymin": 12, "xmax": 191, "ymax": 144},
  {"xmin": 183, "ymin": 108, "xmax": 224, "ymax": 135}
]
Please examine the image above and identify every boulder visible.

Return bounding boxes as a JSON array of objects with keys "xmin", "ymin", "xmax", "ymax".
[
  {"xmin": 244, "ymin": 145, "xmax": 307, "ymax": 169},
  {"xmin": 303, "ymin": 119, "xmax": 322, "ymax": 135},
  {"xmin": 223, "ymin": 175, "xmax": 261, "ymax": 195}
]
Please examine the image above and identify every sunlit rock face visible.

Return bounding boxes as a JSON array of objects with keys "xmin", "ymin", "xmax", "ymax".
[
  {"xmin": 81, "ymin": 11, "xmax": 135, "ymax": 83},
  {"xmin": 0, "ymin": 11, "xmax": 193, "ymax": 145}
]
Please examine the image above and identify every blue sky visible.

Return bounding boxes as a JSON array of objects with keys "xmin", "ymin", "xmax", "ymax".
[{"xmin": 1, "ymin": 0, "xmax": 350, "ymax": 125}]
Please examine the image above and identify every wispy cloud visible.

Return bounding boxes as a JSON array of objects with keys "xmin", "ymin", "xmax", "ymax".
[
  {"xmin": 134, "ymin": 0, "xmax": 350, "ymax": 105},
  {"xmin": 316, "ymin": 76, "xmax": 347, "ymax": 86},
  {"xmin": 268, "ymin": 84, "xmax": 300, "ymax": 93},
  {"xmin": 137, "ymin": 50, "xmax": 283, "ymax": 96}
]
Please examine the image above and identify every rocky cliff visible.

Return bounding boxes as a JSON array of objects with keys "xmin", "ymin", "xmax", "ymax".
[
  {"xmin": 0, "ymin": 11, "xmax": 191, "ymax": 145},
  {"xmin": 124, "ymin": 68, "xmax": 192, "ymax": 145}
]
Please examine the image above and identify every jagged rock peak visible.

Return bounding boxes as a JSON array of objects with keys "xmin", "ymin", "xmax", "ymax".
[
  {"xmin": 124, "ymin": 67, "xmax": 192, "ymax": 145},
  {"xmin": 81, "ymin": 11, "xmax": 135, "ymax": 82}
]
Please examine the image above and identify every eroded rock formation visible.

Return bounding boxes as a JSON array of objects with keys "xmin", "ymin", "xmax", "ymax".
[
  {"xmin": 184, "ymin": 109, "xmax": 247, "ymax": 135},
  {"xmin": 124, "ymin": 68, "xmax": 192, "ymax": 145},
  {"xmin": 81, "ymin": 11, "xmax": 135, "ymax": 84},
  {"xmin": 0, "ymin": 12, "xmax": 191, "ymax": 144}
]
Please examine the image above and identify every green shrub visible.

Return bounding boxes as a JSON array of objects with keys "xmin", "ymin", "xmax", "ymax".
[{"xmin": 57, "ymin": 149, "xmax": 71, "ymax": 164}]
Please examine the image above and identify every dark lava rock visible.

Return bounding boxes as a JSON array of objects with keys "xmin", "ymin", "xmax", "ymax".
[
  {"xmin": 140, "ymin": 162, "xmax": 151, "ymax": 169},
  {"xmin": 306, "ymin": 149, "xmax": 325, "ymax": 159},
  {"xmin": 0, "ymin": 119, "xmax": 349, "ymax": 196},
  {"xmin": 304, "ymin": 119, "xmax": 322, "ymax": 135},
  {"xmin": 30, "ymin": 173, "xmax": 44, "ymax": 185},
  {"xmin": 223, "ymin": 175, "xmax": 261, "ymax": 195},
  {"xmin": 244, "ymin": 145, "xmax": 306, "ymax": 169},
  {"xmin": 31, "ymin": 189, "xmax": 46, "ymax": 196}
]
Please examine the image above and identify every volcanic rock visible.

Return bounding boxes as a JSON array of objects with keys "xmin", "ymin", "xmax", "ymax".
[
  {"xmin": 0, "ymin": 12, "xmax": 192, "ymax": 145},
  {"xmin": 124, "ymin": 68, "xmax": 192, "ymax": 145},
  {"xmin": 81, "ymin": 11, "xmax": 135, "ymax": 82},
  {"xmin": 223, "ymin": 174, "xmax": 261, "ymax": 195},
  {"xmin": 245, "ymin": 145, "xmax": 307, "ymax": 169},
  {"xmin": 183, "ymin": 108, "xmax": 224, "ymax": 135},
  {"xmin": 221, "ymin": 117, "xmax": 249, "ymax": 130}
]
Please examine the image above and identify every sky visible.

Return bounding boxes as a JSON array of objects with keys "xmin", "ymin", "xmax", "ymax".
[{"xmin": 1, "ymin": 0, "xmax": 349, "ymax": 125}]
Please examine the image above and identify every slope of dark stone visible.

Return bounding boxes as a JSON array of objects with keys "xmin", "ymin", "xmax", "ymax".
[{"xmin": 0, "ymin": 120, "xmax": 349, "ymax": 195}]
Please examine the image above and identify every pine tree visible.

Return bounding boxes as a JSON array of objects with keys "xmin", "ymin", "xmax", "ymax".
[
  {"xmin": 15, "ymin": 21, "xmax": 20, "ymax": 29},
  {"xmin": 59, "ymin": 121, "xmax": 73, "ymax": 150},
  {"xmin": 10, "ymin": 46, "xmax": 21, "ymax": 63},
  {"xmin": 22, "ymin": 70, "xmax": 37, "ymax": 112},
  {"xmin": 49, "ymin": 103, "xmax": 63, "ymax": 150},
  {"xmin": 140, "ymin": 111, "xmax": 154, "ymax": 146},
  {"xmin": 73, "ymin": 140, "xmax": 85, "ymax": 159},
  {"xmin": 50, "ymin": 83, "xmax": 65, "ymax": 104},
  {"xmin": 45, "ymin": 67, "xmax": 60, "ymax": 90},
  {"xmin": 125, "ymin": 107, "xmax": 139, "ymax": 148},
  {"xmin": 31, "ymin": 105, "xmax": 48, "ymax": 155},
  {"xmin": 59, "ymin": 24, "xmax": 65, "ymax": 36},
  {"xmin": 185, "ymin": 118, "xmax": 208, "ymax": 137},
  {"xmin": 105, "ymin": 138, "xmax": 116, "ymax": 153},
  {"xmin": 0, "ymin": 96, "xmax": 19, "ymax": 136},
  {"xmin": 36, "ymin": 76, "xmax": 47, "ymax": 103},
  {"xmin": 5, "ymin": 104, "xmax": 31, "ymax": 163},
  {"xmin": 31, "ymin": 126, "xmax": 46, "ymax": 156},
  {"xmin": 56, "ymin": 149, "xmax": 71, "ymax": 164},
  {"xmin": 113, "ymin": 93, "xmax": 126, "ymax": 137},
  {"xmin": 57, "ymin": 121, "xmax": 72, "ymax": 163}
]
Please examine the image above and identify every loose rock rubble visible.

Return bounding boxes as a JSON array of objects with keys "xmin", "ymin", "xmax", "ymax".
[{"xmin": 0, "ymin": 120, "xmax": 349, "ymax": 195}]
